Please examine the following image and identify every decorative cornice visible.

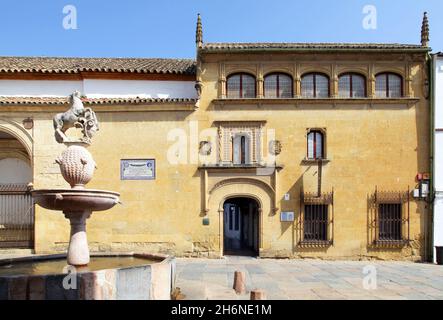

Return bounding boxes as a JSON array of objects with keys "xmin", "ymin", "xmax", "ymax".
[{"xmin": 212, "ymin": 97, "xmax": 420, "ymax": 107}]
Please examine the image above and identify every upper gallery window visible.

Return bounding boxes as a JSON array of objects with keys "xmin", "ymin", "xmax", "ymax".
[
  {"xmin": 375, "ymin": 73, "xmax": 403, "ymax": 98},
  {"xmin": 264, "ymin": 73, "xmax": 293, "ymax": 98},
  {"xmin": 301, "ymin": 73, "xmax": 330, "ymax": 98},
  {"xmin": 226, "ymin": 73, "xmax": 256, "ymax": 98},
  {"xmin": 338, "ymin": 73, "xmax": 366, "ymax": 98}
]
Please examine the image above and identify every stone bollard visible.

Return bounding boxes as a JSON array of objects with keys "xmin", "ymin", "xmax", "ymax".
[
  {"xmin": 250, "ymin": 289, "xmax": 267, "ymax": 300},
  {"xmin": 233, "ymin": 271, "xmax": 246, "ymax": 294}
]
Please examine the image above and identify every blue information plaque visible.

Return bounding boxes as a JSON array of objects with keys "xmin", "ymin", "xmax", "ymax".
[{"xmin": 120, "ymin": 159, "xmax": 155, "ymax": 180}]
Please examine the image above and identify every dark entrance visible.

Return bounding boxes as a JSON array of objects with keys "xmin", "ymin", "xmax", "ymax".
[{"xmin": 223, "ymin": 197, "xmax": 259, "ymax": 256}]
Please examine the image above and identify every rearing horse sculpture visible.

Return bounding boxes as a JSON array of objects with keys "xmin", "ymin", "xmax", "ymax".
[{"xmin": 53, "ymin": 91, "xmax": 99, "ymax": 144}]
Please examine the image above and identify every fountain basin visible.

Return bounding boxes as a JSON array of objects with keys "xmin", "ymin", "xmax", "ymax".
[
  {"xmin": 31, "ymin": 189, "xmax": 121, "ymax": 266},
  {"xmin": 31, "ymin": 189, "xmax": 120, "ymax": 212},
  {"xmin": 0, "ymin": 253, "xmax": 175, "ymax": 300}
]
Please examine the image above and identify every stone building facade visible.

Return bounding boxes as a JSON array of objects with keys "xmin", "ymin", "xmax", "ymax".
[{"xmin": 0, "ymin": 14, "xmax": 433, "ymax": 260}]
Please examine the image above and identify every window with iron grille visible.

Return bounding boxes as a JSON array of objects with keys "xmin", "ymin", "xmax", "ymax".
[
  {"xmin": 369, "ymin": 188, "xmax": 410, "ymax": 247},
  {"xmin": 301, "ymin": 73, "xmax": 330, "ymax": 98},
  {"xmin": 226, "ymin": 73, "xmax": 256, "ymax": 98},
  {"xmin": 338, "ymin": 73, "xmax": 366, "ymax": 98},
  {"xmin": 299, "ymin": 191, "xmax": 334, "ymax": 246},
  {"xmin": 378, "ymin": 203, "xmax": 402, "ymax": 241},
  {"xmin": 375, "ymin": 73, "xmax": 403, "ymax": 98},
  {"xmin": 304, "ymin": 204, "xmax": 328, "ymax": 241},
  {"xmin": 264, "ymin": 73, "xmax": 293, "ymax": 98}
]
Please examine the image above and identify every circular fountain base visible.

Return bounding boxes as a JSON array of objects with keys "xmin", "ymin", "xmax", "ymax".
[{"xmin": 0, "ymin": 253, "xmax": 175, "ymax": 300}]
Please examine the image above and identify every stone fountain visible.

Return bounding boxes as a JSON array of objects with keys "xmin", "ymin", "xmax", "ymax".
[
  {"xmin": 31, "ymin": 91, "xmax": 120, "ymax": 266},
  {"xmin": 0, "ymin": 92, "xmax": 176, "ymax": 300}
]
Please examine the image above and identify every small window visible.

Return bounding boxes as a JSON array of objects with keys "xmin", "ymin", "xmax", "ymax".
[
  {"xmin": 376, "ymin": 73, "xmax": 403, "ymax": 98},
  {"xmin": 227, "ymin": 73, "xmax": 256, "ymax": 98},
  {"xmin": 304, "ymin": 204, "xmax": 328, "ymax": 242},
  {"xmin": 338, "ymin": 73, "xmax": 366, "ymax": 98},
  {"xmin": 378, "ymin": 203, "xmax": 402, "ymax": 241},
  {"xmin": 264, "ymin": 73, "xmax": 293, "ymax": 98},
  {"xmin": 232, "ymin": 134, "xmax": 250, "ymax": 165},
  {"xmin": 307, "ymin": 130, "xmax": 324, "ymax": 160},
  {"xmin": 301, "ymin": 73, "xmax": 330, "ymax": 98}
]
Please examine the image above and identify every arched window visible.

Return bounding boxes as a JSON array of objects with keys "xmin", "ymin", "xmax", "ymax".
[
  {"xmin": 264, "ymin": 73, "xmax": 293, "ymax": 98},
  {"xmin": 226, "ymin": 73, "xmax": 256, "ymax": 98},
  {"xmin": 301, "ymin": 73, "xmax": 330, "ymax": 98},
  {"xmin": 375, "ymin": 73, "xmax": 403, "ymax": 98},
  {"xmin": 307, "ymin": 130, "xmax": 324, "ymax": 160},
  {"xmin": 232, "ymin": 134, "xmax": 250, "ymax": 165},
  {"xmin": 338, "ymin": 73, "xmax": 366, "ymax": 98}
]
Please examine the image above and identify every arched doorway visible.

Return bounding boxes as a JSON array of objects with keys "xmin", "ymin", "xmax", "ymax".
[
  {"xmin": 223, "ymin": 197, "xmax": 259, "ymax": 256},
  {"xmin": 0, "ymin": 130, "xmax": 34, "ymax": 249}
]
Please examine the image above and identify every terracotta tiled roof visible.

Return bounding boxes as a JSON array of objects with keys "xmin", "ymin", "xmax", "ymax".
[
  {"xmin": 0, "ymin": 96, "xmax": 197, "ymax": 106},
  {"xmin": 0, "ymin": 57, "xmax": 196, "ymax": 75},
  {"xmin": 201, "ymin": 43, "xmax": 430, "ymax": 52}
]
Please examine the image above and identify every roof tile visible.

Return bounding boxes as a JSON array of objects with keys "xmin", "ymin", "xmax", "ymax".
[
  {"xmin": 0, "ymin": 57, "xmax": 196, "ymax": 75},
  {"xmin": 201, "ymin": 42, "xmax": 429, "ymax": 52}
]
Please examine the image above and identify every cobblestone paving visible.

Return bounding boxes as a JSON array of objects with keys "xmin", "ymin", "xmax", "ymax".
[{"xmin": 176, "ymin": 256, "xmax": 443, "ymax": 300}]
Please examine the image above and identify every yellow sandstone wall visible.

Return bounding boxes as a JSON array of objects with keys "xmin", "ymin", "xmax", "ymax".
[{"xmin": 1, "ymin": 51, "xmax": 430, "ymax": 261}]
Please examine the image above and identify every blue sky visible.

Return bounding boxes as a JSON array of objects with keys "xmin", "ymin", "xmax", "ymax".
[{"xmin": 0, "ymin": 0, "xmax": 441, "ymax": 58}]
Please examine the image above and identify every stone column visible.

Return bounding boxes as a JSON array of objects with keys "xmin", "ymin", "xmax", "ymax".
[
  {"xmin": 331, "ymin": 76, "xmax": 339, "ymax": 98},
  {"xmin": 257, "ymin": 77, "xmax": 264, "ymax": 99},
  {"xmin": 405, "ymin": 77, "xmax": 413, "ymax": 97},
  {"xmin": 220, "ymin": 78, "xmax": 226, "ymax": 99},
  {"xmin": 294, "ymin": 77, "xmax": 301, "ymax": 98},
  {"xmin": 64, "ymin": 210, "xmax": 92, "ymax": 266}
]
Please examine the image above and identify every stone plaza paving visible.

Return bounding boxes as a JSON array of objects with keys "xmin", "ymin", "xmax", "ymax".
[{"xmin": 176, "ymin": 256, "xmax": 443, "ymax": 300}]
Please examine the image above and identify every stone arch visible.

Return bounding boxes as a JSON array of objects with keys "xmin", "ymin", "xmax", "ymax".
[
  {"xmin": 0, "ymin": 118, "xmax": 33, "ymax": 160},
  {"xmin": 207, "ymin": 178, "xmax": 275, "ymax": 255}
]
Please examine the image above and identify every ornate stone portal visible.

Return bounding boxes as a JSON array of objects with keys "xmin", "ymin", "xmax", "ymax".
[{"xmin": 32, "ymin": 92, "xmax": 120, "ymax": 266}]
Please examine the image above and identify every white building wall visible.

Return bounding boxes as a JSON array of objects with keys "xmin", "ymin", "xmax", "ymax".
[
  {"xmin": 434, "ymin": 55, "xmax": 443, "ymax": 262},
  {"xmin": 0, "ymin": 80, "xmax": 83, "ymax": 97},
  {"xmin": 83, "ymin": 79, "xmax": 196, "ymax": 99},
  {"xmin": 0, "ymin": 79, "xmax": 196, "ymax": 99}
]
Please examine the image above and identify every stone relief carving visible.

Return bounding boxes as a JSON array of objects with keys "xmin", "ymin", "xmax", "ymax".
[
  {"xmin": 269, "ymin": 140, "xmax": 282, "ymax": 156},
  {"xmin": 199, "ymin": 141, "xmax": 212, "ymax": 156}
]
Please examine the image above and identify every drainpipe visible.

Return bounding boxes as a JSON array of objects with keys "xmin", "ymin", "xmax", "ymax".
[{"xmin": 429, "ymin": 53, "xmax": 435, "ymax": 262}]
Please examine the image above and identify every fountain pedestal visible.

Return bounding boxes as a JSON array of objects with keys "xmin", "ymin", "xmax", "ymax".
[{"xmin": 65, "ymin": 210, "xmax": 92, "ymax": 266}]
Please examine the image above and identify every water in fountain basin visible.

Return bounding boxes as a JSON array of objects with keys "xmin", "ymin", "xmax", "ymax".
[{"xmin": 0, "ymin": 256, "xmax": 157, "ymax": 276}]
